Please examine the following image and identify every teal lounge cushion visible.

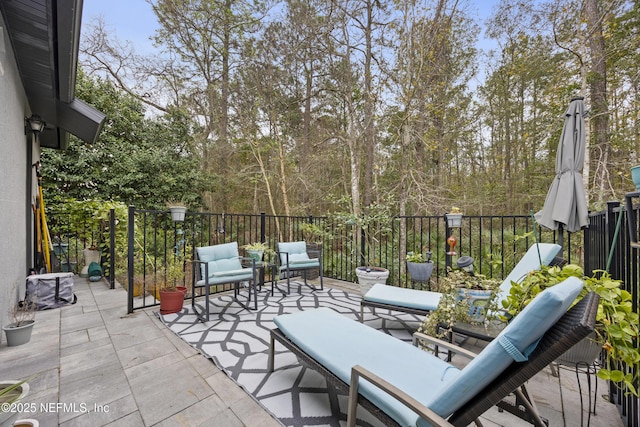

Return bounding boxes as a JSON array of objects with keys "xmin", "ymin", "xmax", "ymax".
[
  {"xmin": 275, "ymin": 277, "xmax": 583, "ymax": 426},
  {"xmin": 274, "ymin": 308, "xmax": 459, "ymax": 426},
  {"xmin": 495, "ymin": 243, "xmax": 561, "ymax": 301},
  {"xmin": 364, "ymin": 284, "xmax": 441, "ymax": 311}
]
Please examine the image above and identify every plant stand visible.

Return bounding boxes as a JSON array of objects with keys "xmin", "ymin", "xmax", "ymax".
[{"xmin": 554, "ymin": 334, "xmax": 602, "ymax": 427}]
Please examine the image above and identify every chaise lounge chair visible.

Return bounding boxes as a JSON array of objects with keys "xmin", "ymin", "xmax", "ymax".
[
  {"xmin": 269, "ymin": 277, "xmax": 597, "ymax": 426},
  {"xmin": 360, "ymin": 242, "xmax": 562, "ymax": 321}
]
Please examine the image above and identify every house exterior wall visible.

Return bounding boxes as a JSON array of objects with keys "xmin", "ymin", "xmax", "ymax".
[{"xmin": 0, "ymin": 15, "xmax": 35, "ymax": 332}]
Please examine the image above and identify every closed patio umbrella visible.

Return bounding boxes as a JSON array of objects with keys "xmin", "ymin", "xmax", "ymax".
[{"xmin": 535, "ymin": 97, "xmax": 589, "ymax": 249}]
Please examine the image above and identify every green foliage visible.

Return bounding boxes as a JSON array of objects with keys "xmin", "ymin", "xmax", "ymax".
[
  {"xmin": 406, "ymin": 251, "xmax": 431, "ymax": 263},
  {"xmin": 419, "ymin": 269, "xmax": 501, "ymax": 337},
  {"xmin": 502, "ymin": 264, "xmax": 640, "ymax": 396},
  {"xmin": 40, "ymin": 72, "xmax": 210, "ymax": 210},
  {"xmin": 329, "ymin": 196, "xmax": 395, "ymax": 267},
  {"xmin": 299, "ymin": 222, "xmax": 333, "ymax": 244}
]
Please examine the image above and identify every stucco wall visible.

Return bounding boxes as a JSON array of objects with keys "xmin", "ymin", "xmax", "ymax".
[{"xmin": 0, "ymin": 15, "xmax": 32, "ymax": 333}]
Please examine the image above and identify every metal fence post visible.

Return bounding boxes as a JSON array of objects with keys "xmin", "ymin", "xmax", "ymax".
[
  {"xmin": 127, "ymin": 205, "xmax": 135, "ymax": 314},
  {"xmin": 109, "ymin": 208, "xmax": 115, "ymax": 289},
  {"xmin": 260, "ymin": 212, "xmax": 266, "ymax": 243}
]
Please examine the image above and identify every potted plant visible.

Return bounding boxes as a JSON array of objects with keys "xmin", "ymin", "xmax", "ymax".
[
  {"xmin": 501, "ymin": 263, "xmax": 640, "ymax": 395},
  {"xmin": 419, "ymin": 268, "xmax": 501, "ymax": 336},
  {"xmin": 0, "ymin": 379, "xmax": 30, "ymax": 425},
  {"xmin": 406, "ymin": 251, "xmax": 434, "ymax": 289},
  {"xmin": 2, "ymin": 290, "xmax": 37, "ymax": 347},
  {"xmin": 242, "ymin": 242, "xmax": 274, "ymax": 263},
  {"xmin": 167, "ymin": 201, "xmax": 187, "ymax": 222},
  {"xmin": 331, "ymin": 197, "xmax": 394, "ymax": 295},
  {"xmin": 157, "ymin": 254, "xmax": 187, "ymax": 315},
  {"xmin": 446, "ymin": 206, "xmax": 463, "ymax": 227}
]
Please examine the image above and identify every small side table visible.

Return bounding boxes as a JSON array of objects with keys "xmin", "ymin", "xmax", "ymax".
[{"xmin": 256, "ymin": 263, "xmax": 277, "ymax": 295}]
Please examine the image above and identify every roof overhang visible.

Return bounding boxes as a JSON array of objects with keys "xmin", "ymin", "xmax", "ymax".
[{"xmin": 0, "ymin": 0, "xmax": 105, "ymax": 149}]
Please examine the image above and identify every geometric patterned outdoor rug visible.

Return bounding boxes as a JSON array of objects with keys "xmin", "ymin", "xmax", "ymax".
[{"xmin": 157, "ymin": 282, "xmax": 425, "ymax": 426}]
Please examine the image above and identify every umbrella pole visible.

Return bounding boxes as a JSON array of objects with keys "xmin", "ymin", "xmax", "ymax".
[
  {"xmin": 558, "ymin": 224, "xmax": 564, "ymax": 254},
  {"xmin": 529, "ymin": 210, "xmax": 542, "ymax": 265}
]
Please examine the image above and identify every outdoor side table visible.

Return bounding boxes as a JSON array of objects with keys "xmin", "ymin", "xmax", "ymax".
[{"xmin": 255, "ymin": 262, "xmax": 277, "ymax": 295}]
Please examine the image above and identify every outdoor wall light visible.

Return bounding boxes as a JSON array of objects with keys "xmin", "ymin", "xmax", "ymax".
[{"xmin": 26, "ymin": 115, "xmax": 46, "ymax": 134}]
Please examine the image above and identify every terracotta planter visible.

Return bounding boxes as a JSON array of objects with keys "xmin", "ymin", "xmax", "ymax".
[{"xmin": 159, "ymin": 289, "xmax": 185, "ymax": 314}]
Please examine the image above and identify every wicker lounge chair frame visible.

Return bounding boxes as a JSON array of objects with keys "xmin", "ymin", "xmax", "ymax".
[{"xmin": 269, "ymin": 291, "xmax": 598, "ymax": 427}]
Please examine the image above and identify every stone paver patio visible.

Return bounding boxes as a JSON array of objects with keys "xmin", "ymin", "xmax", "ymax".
[{"xmin": 0, "ymin": 276, "xmax": 624, "ymax": 426}]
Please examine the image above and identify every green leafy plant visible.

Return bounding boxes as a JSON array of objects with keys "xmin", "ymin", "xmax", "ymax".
[
  {"xmin": 406, "ymin": 251, "xmax": 432, "ymax": 263},
  {"xmin": 300, "ymin": 222, "xmax": 333, "ymax": 244},
  {"xmin": 502, "ymin": 264, "xmax": 640, "ymax": 396},
  {"xmin": 419, "ymin": 268, "xmax": 501, "ymax": 337},
  {"xmin": 242, "ymin": 242, "xmax": 276, "ymax": 263},
  {"xmin": 0, "ymin": 377, "xmax": 33, "ymax": 412}
]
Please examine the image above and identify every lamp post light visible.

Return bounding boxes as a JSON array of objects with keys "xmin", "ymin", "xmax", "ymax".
[
  {"xmin": 26, "ymin": 115, "xmax": 46, "ymax": 134},
  {"xmin": 444, "ymin": 210, "xmax": 463, "ymax": 271}
]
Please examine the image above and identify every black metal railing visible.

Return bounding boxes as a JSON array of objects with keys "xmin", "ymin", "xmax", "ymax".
[
  {"xmin": 584, "ymin": 199, "xmax": 639, "ymax": 427},
  {"xmin": 47, "ymin": 201, "xmax": 640, "ymax": 427},
  {"xmin": 123, "ymin": 207, "xmax": 576, "ymax": 312}
]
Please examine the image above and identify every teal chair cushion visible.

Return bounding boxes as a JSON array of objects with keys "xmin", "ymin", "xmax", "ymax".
[
  {"xmin": 196, "ymin": 242, "xmax": 244, "ymax": 280},
  {"xmin": 277, "ymin": 241, "xmax": 320, "ymax": 271}
]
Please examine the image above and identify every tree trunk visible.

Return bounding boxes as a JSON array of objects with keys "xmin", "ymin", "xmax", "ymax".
[{"xmin": 585, "ymin": 0, "xmax": 610, "ymax": 206}]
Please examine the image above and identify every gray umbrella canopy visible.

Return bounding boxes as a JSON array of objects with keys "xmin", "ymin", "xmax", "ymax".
[{"xmin": 535, "ymin": 97, "xmax": 589, "ymax": 246}]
